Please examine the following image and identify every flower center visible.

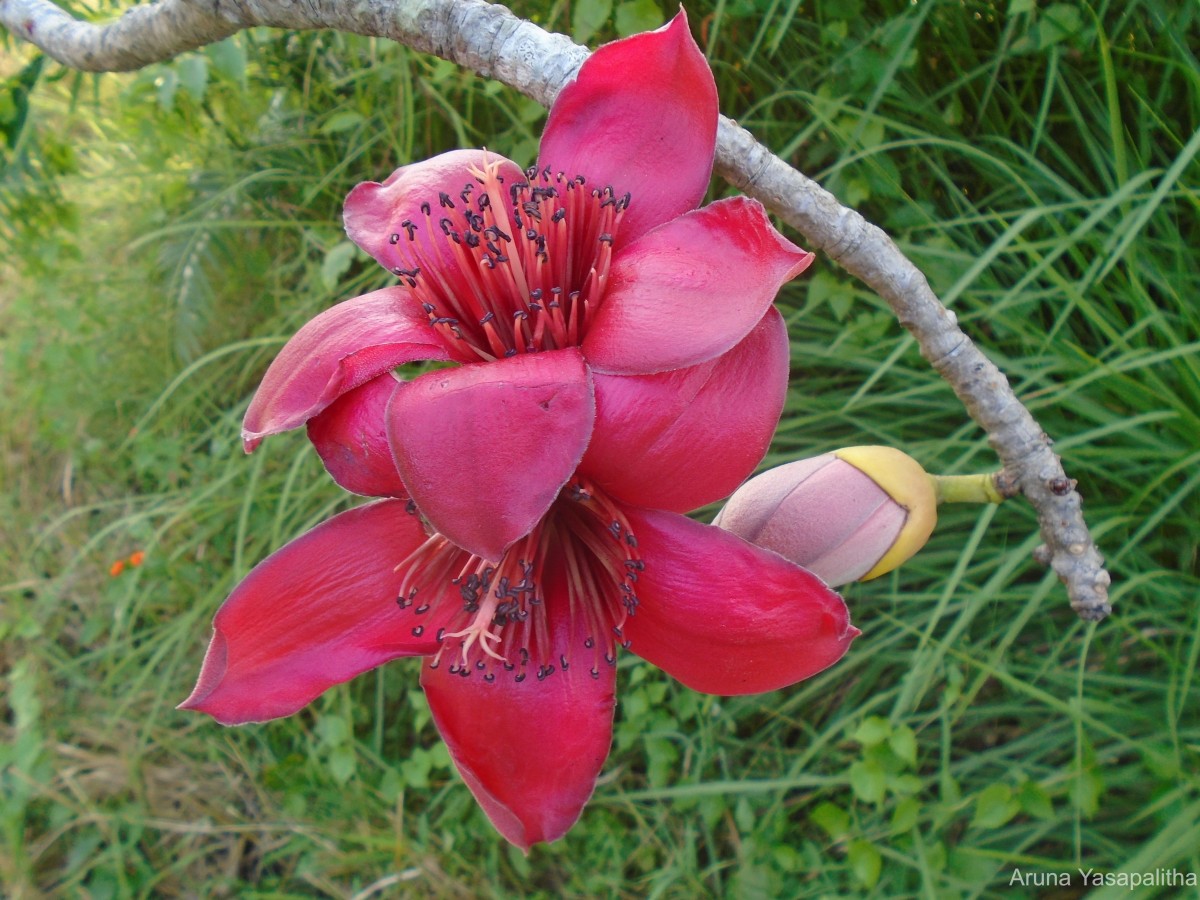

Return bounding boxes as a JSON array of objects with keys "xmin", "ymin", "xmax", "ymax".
[
  {"xmin": 394, "ymin": 478, "xmax": 643, "ymax": 683},
  {"xmin": 393, "ymin": 156, "xmax": 629, "ymax": 361}
]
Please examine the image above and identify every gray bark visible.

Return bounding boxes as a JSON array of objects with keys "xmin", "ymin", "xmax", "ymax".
[{"xmin": 1, "ymin": 0, "xmax": 1111, "ymax": 618}]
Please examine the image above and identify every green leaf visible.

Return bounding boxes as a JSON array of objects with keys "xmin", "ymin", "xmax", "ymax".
[
  {"xmin": 887, "ymin": 774, "xmax": 924, "ymax": 796},
  {"xmin": 573, "ymin": 0, "xmax": 613, "ymax": 44},
  {"xmin": 1018, "ymin": 781, "xmax": 1055, "ymax": 821},
  {"xmin": 852, "ymin": 716, "xmax": 891, "ymax": 747},
  {"xmin": 1038, "ymin": 4, "xmax": 1083, "ymax": 48},
  {"xmin": 1070, "ymin": 767, "xmax": 1103, "ymax": 818},
  {"xmin": 891, "ymin": 797, "xmax": 920, "ymax": 834},
  {"xmin": 322, "ymin": 240, "xmax": 357, "ymax": 290},
  {"xmin": 317, "ymin": 713, "xmax": 350, "ymax": 747},
  {"xmin": 734, "ymin": 797, "xmax": 756, "ymax": 833},
  {"xmin": 847, "ymin": 839, "xmax": 882, "ymax": 889},
  {"xmin": 175, "ymin": 55, "xmax": 209, "ymax": 102},
  {"xmin": 400, "ymin": 748, "xmax": 432, "ymax": 789},
  {"xmin": 804, "ymin": 268, "xmax": 841, "ymax": 312},
  {"xmin": 1009, "ymin": 0, "xmax": 1036, "ymax": 12},
  {"xmin": 321, "ymin": 110, "xmax": 366, "ymax": 135},
  {"xmin": 156, "ymin": 67, "xmax": 179, "ymax": 111},
  {"xmin": 615, "ymin": 0, "xmax": 663, "ymax": 38},
  {"xmin": 971, "ymin": 783, "xmax": 1019, "ymax": 829},
  {"xmin": 327, "ymin": 744, "xmax": 356, "ymax": 785},
  {"xmin": 206, "ymin": 37, "xmax": 247, "ymax": 88},
  {"xmin": 644, "ymin": 735, "xmax": 679, "ymax": 789},
  {"xmin": 810, "ymin": 801, "xmax": 850, "ymax": 840},
  {"xmin": 888, "ymin": 725, "xmax": 918, "ymax": 766},
  {"xmin": 849, "ymin": 758, "xmax": 887, "ymax": 804}
]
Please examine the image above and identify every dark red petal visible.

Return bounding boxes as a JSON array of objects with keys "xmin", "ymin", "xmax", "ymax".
[
  {"xmin": 581, "ymin": 308, "xmax": 788, "ymax": 512},
  {"xmin": 242, "ymin": 287, "xmax": 449, "ymax": 451},
  {"xmin": 306, "ymin": 374, "xmax": 408, "ymax": 498},
  {"xmin": 344, "ymin": 148, "xmax": 525, "ymax": 272},
  {"xmin": 536, "ymin": 10, "xmax": 717, "ymax": 246},
  {"xmin": 420, "ymin": 564, "xmax": 615, "ymax": 851},
  {"xmin": 619, "ymin": 506, "xmax": 858, "ymax": 695},
  {"xmin": 582, "ymin": 197, "xmax": 813, "ymax": 375},
  {"xmin": 178, "ymin": 500, "xmax": 450, "ymax": 725},
  {"xmin": 386, "ymin": 348, "xmax": 594, "ymax": 562}
]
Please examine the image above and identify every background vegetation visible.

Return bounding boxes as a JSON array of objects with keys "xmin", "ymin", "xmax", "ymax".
[{"xmin": 2, "ymin": 0, "xmax": 1198, "ymax": 896}]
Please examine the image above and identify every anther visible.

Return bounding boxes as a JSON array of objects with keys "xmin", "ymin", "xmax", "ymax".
[
  {"xmin": 389, "ymin": 233, "xmax": 399, "ymax": 244},
  {"xmin": 400, "ymin": 220, "xmax": 416, "ymax": 240},
  {"xmin": 438, "ymin": 191, "xmax": 455, "ymax": 209},
  {"xmin": 551, "ymin": 208, "xmax": 567, "ymax": 223},
  {"xmin": 412, "ymin": 625, "xmax": 425, "ymax": 637},
  {"xmin": 420, "ymin": 201, "xmax": 431, "ymax": 215}
]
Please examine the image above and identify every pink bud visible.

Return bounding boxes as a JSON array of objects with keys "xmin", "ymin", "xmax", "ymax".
[{"xmin": 714, "ymin": 448, "xmax": 936, "ymax": 587}]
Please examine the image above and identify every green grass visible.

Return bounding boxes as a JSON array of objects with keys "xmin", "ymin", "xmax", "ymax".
[{"xmin": 3, "ymin": 0, "xmax": 1199, "ymax": 896}]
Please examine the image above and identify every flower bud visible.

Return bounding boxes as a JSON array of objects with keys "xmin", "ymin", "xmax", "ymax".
[{"xmin": 713, "ymin": 446, "xmax": 937, "ymax": 587}]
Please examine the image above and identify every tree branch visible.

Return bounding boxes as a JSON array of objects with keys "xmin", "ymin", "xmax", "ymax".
[{"xmin": 0, "ymin": 0, "xmax": 1111, "ymax": 619}]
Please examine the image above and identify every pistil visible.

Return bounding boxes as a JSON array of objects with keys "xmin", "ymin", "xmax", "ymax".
[{"xmin": 402, "ymin": 478, "xmax": 643, "ymax": 684}]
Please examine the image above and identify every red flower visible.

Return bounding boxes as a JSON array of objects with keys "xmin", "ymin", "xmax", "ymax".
[{"xmin": 180, "ymin": 13, "xmax": 857, "ymax": 851}]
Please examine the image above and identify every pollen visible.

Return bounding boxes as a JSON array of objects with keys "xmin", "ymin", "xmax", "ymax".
[{"xmin": 397, "ymin": 153, "xmax": 628, "ymax": 361}]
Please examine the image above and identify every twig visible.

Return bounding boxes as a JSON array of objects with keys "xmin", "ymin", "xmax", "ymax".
[{"xmin": 0, "ymin": 0, "xmax": 1111, "ymax": 618}]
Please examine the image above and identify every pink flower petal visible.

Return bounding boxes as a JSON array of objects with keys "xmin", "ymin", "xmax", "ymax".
[
  {"xmin": 619, "ymin": 506, "xmax": 858, "ymax": 695},
  {"xmin": 306, "ymin": 374, "xmax": 408, "ymax": 498},
  {"xmin": 386, "ymin": 348, "xmax": 594, "ymax": 562},
  {"xmin": 581, "ymin": 308, "xmax": 789, "ymax": 512},
  {"xmin": 536, "ymin": 10, "xmax": 717, "ymax": 247},
  {"xmin": 179, "ymin": 501, "xmax": 451, "ymax": 725},
  {"xmin": 243, "ymin": 287, "xmax": 449, "ymax": 451},
  {"xmin": 344, "ymin": 148, "xmax": 525, "ymax": 274},
  {"xmin": 420, "ymin": 564, "xmax": 615, "ymax": 852},
  {"xmin": 582, "ymin": 197, "xmax": 813, "ymax": 375}
]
